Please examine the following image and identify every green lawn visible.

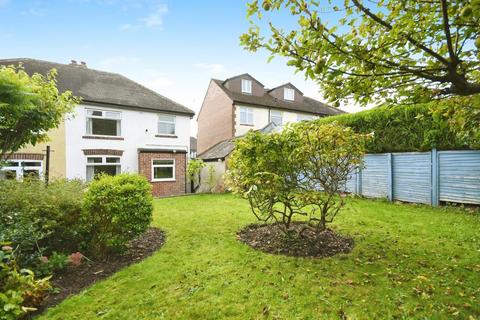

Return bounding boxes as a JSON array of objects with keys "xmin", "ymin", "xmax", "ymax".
[{"xmin": 40, "ymin": 194, "xmax": 480, "ymax": 319}]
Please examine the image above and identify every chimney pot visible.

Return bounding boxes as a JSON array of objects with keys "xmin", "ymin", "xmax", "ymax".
[
  {"xmin": 80, "ymin": 61, "xmax": 87, "ymax": 68},
  {"xmin": 70, "ymin": 60, "xmax": 77, "ymax": 65}
]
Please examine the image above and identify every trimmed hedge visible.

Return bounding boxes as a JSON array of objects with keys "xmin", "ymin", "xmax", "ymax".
[{"xmin": 315, "ymin": 104, "xmax": 469, "ymax": 153}]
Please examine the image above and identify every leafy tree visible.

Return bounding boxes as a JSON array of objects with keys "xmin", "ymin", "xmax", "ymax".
[
  {"xmin": 241, "ymin": 0, "xmax": 480, "ymax": 106},
  {"xmin": 227, "ymin": 123, "xmax": 369, "ymax": 234},
  {"xmin": 0, "ymin": 65, "xmax": 79, "ymax": 161}
]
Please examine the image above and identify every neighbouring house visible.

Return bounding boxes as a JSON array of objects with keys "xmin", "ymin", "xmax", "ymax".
[
  {"xmin": 197, "ymin": 73, "xmax": 344, "ymax": 154},
  {"xmin": 196, "ymin": 123, "xmax": 282, "ymax": 192},
  {"xmin": 0, "ymin": 58, "xmax": 195, "ymax": 197}
]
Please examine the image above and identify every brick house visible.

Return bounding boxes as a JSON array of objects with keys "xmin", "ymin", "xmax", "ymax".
[
  {"xmin": 197, "ymin": 73, "xmax": 344, "ymax": 154},
  {"xmin": 0, "ymin": 58, "xmax": 194, "ymax": 197}
]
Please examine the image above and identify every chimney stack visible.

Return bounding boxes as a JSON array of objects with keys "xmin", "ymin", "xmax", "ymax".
[
  {"xmin": 70, "ymin": 59, "xmax": 77, "ymax": 65},
  {"xmin": 80, "ymin": 61, "xmax": 87, "ymax": 68}
]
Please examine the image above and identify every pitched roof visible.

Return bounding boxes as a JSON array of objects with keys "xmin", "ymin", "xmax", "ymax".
[
  {"xmin": 212, "ymin": 79, "xmax": 344, "ymax": 116},
  {"xmin": 198, "ymin": 122, "xmax": 282, "ymax": 161},
  {"xmin": 198, "ymin": 138, "xmax": 236, "ymax": 161},
  {"xmin": 0, "ymin": 58, "xmax": 195, "ymax": 116},
  {"xmin": 268, "ymin": 82, "xmax": 303, "ymax": 95}
]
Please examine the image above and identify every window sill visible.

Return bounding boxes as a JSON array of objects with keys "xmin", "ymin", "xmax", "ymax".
[
  {"xmin": 151, "ymin": 179, "xmax": 176, "ymax": 182},
  {"xmin": 155, "ymin": 134, "xmax": 178, "ymax": 138},
  {"xmin": 83, "ymin": 135, "xmax": 124, "ymax": 140},
  {"xmin": 240, "ymin": 123, "xmax": 254, "ymax": 127}
]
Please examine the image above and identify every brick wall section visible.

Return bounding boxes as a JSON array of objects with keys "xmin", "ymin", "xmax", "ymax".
[
  {"xmin": 138, "ymin": 151, "xmax": 186, "ymax": 197},
  {"xmin": 7, "ymin": 153, "xmax": 44, "ymax": 160},
  {"xmin": 197, "ymin": 81, "xmax": 234, "ymax": 154},
  {"xmin": 82, "ymin": 149, "xmax": 123, "ymax": 156}
]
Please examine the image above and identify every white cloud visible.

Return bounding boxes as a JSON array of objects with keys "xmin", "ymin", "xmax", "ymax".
[
  {"xmin": 142, "ymin": 76, "xmax": 174, "ymax": 92},
  {"xmin": 119, "ymin": 2, "xmax": 168, "ymax": 31},
  {"xmin": 99, "ymin": 56, "xmax": 140, "ymax": 66},
  {"xmin": 140, "ymin": 3, "xmax": 168, "ymax": 28},
  {"xmin": 119, "ymin": 23, "xmax": 137, "ymax": 31},
  {"xmin": 21, "ymin": 7, "xmax": 47, "ymax": 16},
  {"xmin": 195, "ymin": 63, "xmax": 227, "ymax": 77}
]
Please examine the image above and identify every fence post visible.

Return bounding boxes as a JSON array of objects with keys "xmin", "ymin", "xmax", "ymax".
[
  {"xmin": 431, "ymin": 148, "xmax": 439, "ymax": 206},
  {"xmin": 356, "ymin": 168, "xmax": 362, "ymax": 196},
  {"xmin": 387, "ymin": 153, "xmax": 393, "ymax": 201}
]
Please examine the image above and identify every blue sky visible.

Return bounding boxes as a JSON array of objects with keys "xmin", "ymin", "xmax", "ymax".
[{"xmin": 0, "ymin": 0, "xmax": 359, "ymax": 132}]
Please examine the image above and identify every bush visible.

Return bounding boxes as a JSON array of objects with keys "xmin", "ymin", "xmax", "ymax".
[
  {"xmin": 227, "ymin": 123, "xmax": 370, "ymax": 233},
  {"xmin": 316, "ymin": 103, "xmax": 470, "ymax": 153},
  {"xmin": 0, "ymin": 245, "xmax": 51, "ymax": 320},
  {"xmin": 0, "ymin": 179, "xmax": 85, "ymax": 270},
  {"xmin": 81, "ymin": 174, "xmax": 153, "ymax": 257}
]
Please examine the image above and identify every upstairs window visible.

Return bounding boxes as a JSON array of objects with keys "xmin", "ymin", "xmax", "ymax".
[
  {"xmin": 239, "ymin": 107, "xmax": 254, "ymax": 125},
  {"xmin": 270, "ymin": 110, "xmax": 283, "ymax": 126},
  {"xmin": 241, "ymin": 79, "xmax": 252, "ymax": 94},
  {"xmin": 284, "ymin": 88, "xmax": 295, "ymax": 101},
  {"xmin": 158, "ymin": 115, "xmax": 176, "ymax": 135},
  {"xmin": 86, "ymin": 109, "xmax": 121, "ymax": 136},
  {"xmin": 86, "ymin": 156, "xmax": 121, "ymax": 181},
  {"xmin": 152, "ymin": 159, "xmax": 175, "ymax": 181}
]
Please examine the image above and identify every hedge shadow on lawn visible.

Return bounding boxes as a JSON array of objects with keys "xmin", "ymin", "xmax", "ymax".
[
  {"xmin": 34, "ymin": 227, "xmax": 166, "ymax": 315},
  {"xmin": 237, "ymin": 222, "xmax": 354, "ymax": 258}
]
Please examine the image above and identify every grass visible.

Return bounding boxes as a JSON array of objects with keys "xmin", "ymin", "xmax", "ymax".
[{"xmin": 40, "ymin": 194, "xmax": 480, "ymax": 319}]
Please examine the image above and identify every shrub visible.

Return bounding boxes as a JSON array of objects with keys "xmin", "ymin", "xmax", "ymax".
[
  {"xmin": 34, "ymin": 252, "xmax": 70, "ymax": 278},
  {"xmin": 316, "ymin": 103, "xmax": 469, "ymax": 153},
  {"xmin": 0, "ymin": 179, "xmax": 85, "ymax": 269},
  {"xmin": 293, "ymin": 122, "xmax": 370, "ymax": 231},
  {"xmin": 0, "ymin": 245, "xmax": 51, "ymax": 319},
  {"xmin": 187, "ymin": 159, "xmax": 206, "ymax": 193},
  {"xmin": 81, "ymin": 174, "xmax": 153, "ymax": 257},
  {"xmin": 227, "ymin": 123, "xmax": 369, "ymax": 234}
]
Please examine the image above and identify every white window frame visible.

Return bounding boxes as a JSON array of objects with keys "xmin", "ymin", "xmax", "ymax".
[
  {"xmin": 241, "ymin": 79, "xmax": 252, "ymax": 94},
  {"xmin": 270, "ymin": 110, "xmax": 283, "ymax": 126},
  {"xmin": 85, "ymin": 109, "xmax": 122, "ymax": 137},
  {"xmin": 151, "ymin": 159, "xmax": 176, "ymax": 182},
  {"xmin": 85, "ymin": 156, "xmax": 121, "ymax": 182},
  {"xmin": 239, "ymin": 107, "xmax": 254, "ymax": 125},
  {"xmin": 284, "ymin": 88, "xmax": 295, "ymax": 101},
  {"xmin": 158, "ymin": 114, "xmax": 176, "ymax": 136},
  {"xmin": 0, "ymin": 160, "xmax": 43, "ymax": 180}
]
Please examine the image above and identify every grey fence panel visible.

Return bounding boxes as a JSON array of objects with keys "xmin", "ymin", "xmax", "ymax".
[
  {"xmin": 361, "ymin": 154, "xmax": 389, "ymax": 198},
  {"xmin": 438, "ymin": 151, "xmax": 480, "ymax": 205},
  {"xmin": 345, "ymin": 172, "xmax": 357, "ymax": 193},
  {"xmin": 392, "ymin": 152, "xmax": 432, "ymax": 204}
]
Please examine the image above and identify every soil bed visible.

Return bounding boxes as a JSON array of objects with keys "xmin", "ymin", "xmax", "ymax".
[
  {"xmin": 35, "ymin": 227, "xmax": 165, "ymax": 314},
  {"xmin": 237, "ymin": 222, "xmax": 354, "ymax": 258}
]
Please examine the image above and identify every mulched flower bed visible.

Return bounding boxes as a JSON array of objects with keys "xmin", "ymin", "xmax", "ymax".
[
  {"xmin": 237, "ymin": 222, "xmax": 354, "ymax": 258},
  {"xmin": 34, "ymin": 227, "xmax": 165, "ymax": 315}
]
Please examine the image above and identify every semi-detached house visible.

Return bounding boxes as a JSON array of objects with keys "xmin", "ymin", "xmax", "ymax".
[
  {"xmin": 197, "ymin": 73, "xmax": 344, "ymax": 154},
  {"xmin": 0, "ymin": 58, "xmax": 195, "ymax": 197}
]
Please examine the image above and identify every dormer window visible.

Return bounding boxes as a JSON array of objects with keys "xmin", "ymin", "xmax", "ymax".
[
  {"xmin": 241, "ymin": 79, "xmax": 252, "ymax": 94},
  {"xmin": 284, "ymin": 88, "xmax": 295, "ymax": 101}
]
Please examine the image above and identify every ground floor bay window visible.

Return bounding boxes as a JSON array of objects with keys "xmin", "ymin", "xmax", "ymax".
[
  {"xmin": 0, "ymin": 160, "xmax": 43, "ymax": 180},
  {"xmin": 86, "ymin": 156, "xmax": 121, "ymax": 181}
]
